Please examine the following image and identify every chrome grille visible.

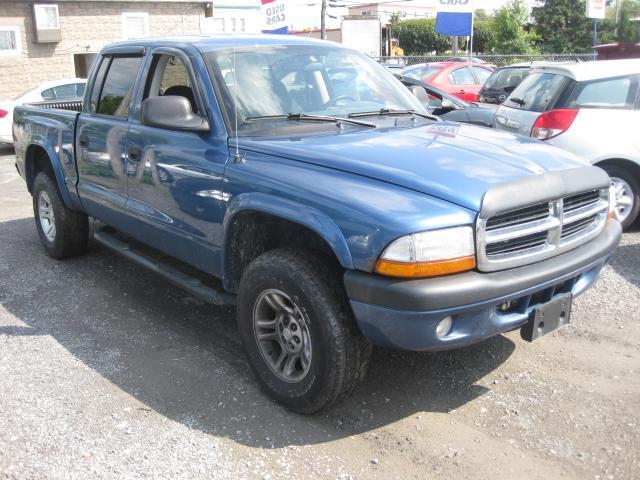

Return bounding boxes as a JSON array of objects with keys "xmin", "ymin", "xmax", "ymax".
[{"xmin": 477, "ymin": 188, "xmax": 609, "ymax": 271}]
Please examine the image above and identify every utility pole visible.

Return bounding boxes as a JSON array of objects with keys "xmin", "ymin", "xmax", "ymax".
[{"xmin": 321, "ymin": 0, "xmax": 327, "ymax": 39}]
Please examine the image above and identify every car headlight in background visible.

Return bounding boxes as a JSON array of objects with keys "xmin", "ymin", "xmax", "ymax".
[{"xmin": 375, "ymin": 226, "xmax": 476, "ymax": 278}]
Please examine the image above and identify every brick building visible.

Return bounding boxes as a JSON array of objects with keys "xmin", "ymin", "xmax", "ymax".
[{"xmin": 0, "ymin": 0, "xmax": 261, "ymax": 99}]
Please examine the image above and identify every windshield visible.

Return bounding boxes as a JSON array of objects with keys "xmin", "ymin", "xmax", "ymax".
[
  {"xmin": 482, "ymin": 67, "xmax": 527, "ymax": 91},
  {"xmin": 504, "ymin": 72, "xmax": 571, "ymax": 112},
  {"xmin": 204, "ymin": 44, "xmax": 427, "ymax": 135}
]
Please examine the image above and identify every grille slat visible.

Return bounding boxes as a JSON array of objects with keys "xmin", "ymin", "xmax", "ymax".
[
  {"xmin": 563, "ymin": 190, "xmax": 600, "ymax": 212},
  {"xmin": 485, "ymin": 203, "xmax": 550, "ymax": 231},
  {"xmin": 486, "ymin": 231, "xmax": 548, "ymax": 256},
  {"xmin": 480, "ymin": 188, "xmax": 608, "ymax": 268},
  {"xmin": 561, "ymin": 214, "xmax": 598, "ymax": 238}
]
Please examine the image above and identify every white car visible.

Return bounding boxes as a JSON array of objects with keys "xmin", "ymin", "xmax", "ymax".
[
  {"xmin": 493, "ymin": 59, "xmax": 640, "ymax": 228},
  {"xmin": 0, "ymin": 78, "xmax": 87, "ymax": 144}
]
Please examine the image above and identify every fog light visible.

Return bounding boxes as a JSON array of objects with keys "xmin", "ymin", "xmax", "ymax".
[{"xmin": 435, "ymin": 316, "xmax": 453, "ymax": 339}]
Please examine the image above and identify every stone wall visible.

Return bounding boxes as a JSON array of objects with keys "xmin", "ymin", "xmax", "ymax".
[{"xmin": 0, "ymin": 1, "xmax": 205, "ymax": 99}]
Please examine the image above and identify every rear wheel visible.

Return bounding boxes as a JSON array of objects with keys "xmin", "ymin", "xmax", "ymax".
[
  {"xmin": 601, "ymin": 165, "xmax": 639, "ymax": 229},
  {"xmin": 32, "ymin": 172, "xmax": 89, "ymax": 259},
  {"xmin": 237, "ymin": 248, "xmax": 371, "ymax": 414}
]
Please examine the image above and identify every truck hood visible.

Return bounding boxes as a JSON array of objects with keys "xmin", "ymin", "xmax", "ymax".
[{"xmin": 240, "ymin": 122, "xmax": 587, "ymax": 212}]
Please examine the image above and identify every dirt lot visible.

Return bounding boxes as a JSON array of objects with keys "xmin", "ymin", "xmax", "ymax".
[{"xmin": 1, "ymin": 145, "xmax": 639, "ymax": 480}]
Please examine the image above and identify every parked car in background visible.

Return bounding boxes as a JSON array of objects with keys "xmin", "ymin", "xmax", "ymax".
[
  {"xmin": 400, "ymin": 76, "xmax": 497, "ymax": 127},
  {"xmin": 479, "ymin": 62, "xmax": 576, "ymax": 105},
  {"xmin": 401, "ymin": 62, "xmax": 494, "ymax": 102},
  {"xmin": 0, "ymin": 78, "xmax": 87, "ymax": 144},
  {"xmin": 494, "ymin": 59, "xmax": 640, "ymax": 228}
]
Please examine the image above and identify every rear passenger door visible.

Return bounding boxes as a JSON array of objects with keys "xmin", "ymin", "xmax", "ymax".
[{"xmin": 76, "ymin": 52, "xmax": 144, "ymax": 228}]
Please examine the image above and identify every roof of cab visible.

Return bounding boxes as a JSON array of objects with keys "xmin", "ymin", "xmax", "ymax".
[
  {"xmin": 530, "ymin": 58, "xmax": 640, "ymax": 81},
  {"xmin": 102, "ymin": 34, "xmax": 343, "ymax": 52}
]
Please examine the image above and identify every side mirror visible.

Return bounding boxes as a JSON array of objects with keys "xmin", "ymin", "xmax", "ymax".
[
  {"xmin": 141, "ymin": 96, "xmax": 210, "ymax": 132},
  {"xmin": 440, "ymin": 98, "xmax": 459, "ymax": 112}
]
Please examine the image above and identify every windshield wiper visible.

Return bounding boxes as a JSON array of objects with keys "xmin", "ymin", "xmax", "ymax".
[
  {"xmin": 348, "ymin": 108, "xmax": 439, "ymax": 121},
  {"xmin": 244, "ymin": 113, "xmax": 375, "ymax": 128},
  {"xmin": 509, "ymin": 97, "xmax": 526, "ymax": 106}
]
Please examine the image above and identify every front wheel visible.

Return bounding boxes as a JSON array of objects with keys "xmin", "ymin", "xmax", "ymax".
[
  {"xmin": 237, "ymin": 248, "xmax": 371, "ymax": 414},
  {"xmin": 602, "ymin": 166, "xmax": 640, "ymax": 229}
]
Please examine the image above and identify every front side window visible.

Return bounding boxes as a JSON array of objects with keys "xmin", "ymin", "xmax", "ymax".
[
  {"xmin": 504, "ymin": 72, "xmax": 571, "ymax": 112},
  {"xmin": 450, "ymin": 67, "xmax": 475, "ymax": 85},
  {"xmin": 96, "ymin": 56, "xmax": 143, "ymax": 117},
  {"xmin": 144, "ymin": 54, "xmax": 198, "ymax": 114},
  {"xmin": 205, "ymin": 44, "xmax": 426, "ymax": 135}
]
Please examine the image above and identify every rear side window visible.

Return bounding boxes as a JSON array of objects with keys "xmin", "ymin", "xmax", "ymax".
[
  {"xmin": 471, "ymin": 66, "xmax": 492, "ymax": 84},
  {"xmin": 504, "ymin": 72, "xmax": 571, "ymax": 112},
  {"xmin": 568, "ymin": 75, "xmax": 639, "ymax": 109},
  {"xmin": 450, "ymin": 67, "xmax": 475, "ymax": 85},
  {"xmin": 95, "ymin": 56, "xmax": 143, "ymax": 118}
]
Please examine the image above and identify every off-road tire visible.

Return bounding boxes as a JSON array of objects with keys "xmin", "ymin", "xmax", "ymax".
[
  {"xmin": 32, "ymin": 172, "xmax": 89, "ymax": 259},
  {"xmin": 237, "ymin": 248, "xmax": 372, "ymax": 414}
]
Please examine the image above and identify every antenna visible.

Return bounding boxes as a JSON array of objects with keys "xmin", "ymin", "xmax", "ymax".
[{"xmin": 232, "ymin": 36, "xmax": 241, "ymax": 163}]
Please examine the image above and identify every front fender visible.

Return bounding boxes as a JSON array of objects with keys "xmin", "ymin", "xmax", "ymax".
[{"xmin": 222, "ymin": 192, "xmax": 354, "ymax": 270}]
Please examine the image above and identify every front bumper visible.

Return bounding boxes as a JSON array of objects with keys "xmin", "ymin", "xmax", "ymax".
[{"xmin": 344, "ymin": 220, "xmax": 622, "ymax": 351}]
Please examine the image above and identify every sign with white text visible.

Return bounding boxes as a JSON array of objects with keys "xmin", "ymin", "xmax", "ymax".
[
  {"xmin": 262, "ymin": 0, "xmax": 288, "ymax": 34},
  {"xmin": 586, "ymin": 0, "xmax": 606, "ymax": 19}
]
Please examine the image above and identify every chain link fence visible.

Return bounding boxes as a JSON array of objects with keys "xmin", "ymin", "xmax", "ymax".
[{"xmin": 374, "ymin": 53, "xmax": 597, "ymax": 68}]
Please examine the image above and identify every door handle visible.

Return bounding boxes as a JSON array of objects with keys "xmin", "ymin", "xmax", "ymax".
[
  {"xmin": 127, "ymin": 146, "xmax": 142, "ymax": 162},
  {"xmin": 459, "ymin": 89, "xmax": 466, "ymax": 94},
  {"xmin": 78, "ymin": 134, "xmax": 89, "ymax": 147}
]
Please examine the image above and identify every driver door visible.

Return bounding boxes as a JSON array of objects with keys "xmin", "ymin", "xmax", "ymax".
[{"xmin": 123, "ymin": 48, "xmax": 229, "ymax": 276}]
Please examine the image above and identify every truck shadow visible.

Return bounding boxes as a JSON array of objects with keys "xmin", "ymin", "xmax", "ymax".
[{"xmin": 0, "ymin": 216, "xmax": 515, "ymax": 448}]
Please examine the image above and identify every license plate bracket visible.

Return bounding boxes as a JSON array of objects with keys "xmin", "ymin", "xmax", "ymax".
[{"xmin": 521, "ymin": 293, "xmax": 572, "ymax": 342}]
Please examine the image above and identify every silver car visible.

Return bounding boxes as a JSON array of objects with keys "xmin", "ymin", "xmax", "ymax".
[{"xmin": 494, "ymin": 59, "xmax": 640, "ymax": 228}]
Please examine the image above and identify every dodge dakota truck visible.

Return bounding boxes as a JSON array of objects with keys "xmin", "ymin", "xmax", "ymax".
[{"xmin": 13, "ymin": 36, "xmax": 621, "ymax": 413}]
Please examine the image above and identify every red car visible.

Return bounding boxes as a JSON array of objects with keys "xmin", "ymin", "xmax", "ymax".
[{"xmin": 400, "ymin": 62, "xmax": 494, "ymax": 102}]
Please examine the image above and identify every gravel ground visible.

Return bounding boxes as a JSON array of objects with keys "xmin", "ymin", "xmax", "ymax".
[{"xmin": 1, "ymin": 144, "xmax": 639, "ymax": 480}]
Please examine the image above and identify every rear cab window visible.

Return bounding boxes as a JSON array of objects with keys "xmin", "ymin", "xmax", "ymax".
[{"xmin": 504, "ymin": 72, "xmax": 572, "ymax": 112}]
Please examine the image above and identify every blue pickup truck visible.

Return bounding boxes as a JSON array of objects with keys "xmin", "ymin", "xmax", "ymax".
[{"xmin": 13, "ymin": 36, "xmax": 621, "ymax": 413}]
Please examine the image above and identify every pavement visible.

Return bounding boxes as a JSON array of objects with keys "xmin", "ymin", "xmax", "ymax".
[{"xmin": 0, "ymin": 144, "xmax": 639, "ymax": 480}]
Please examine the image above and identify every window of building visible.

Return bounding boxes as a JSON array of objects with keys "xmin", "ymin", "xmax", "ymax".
[
  {"xmin": 212, "ymin": 18, "xmax": 225, "ymax": 33},
  {"xmin": 230, "ymin": 18, "xmax": 237, "ymax": 32},
  {"xmin": 0, "ymin": 27, "xmax": 21, "ymax": 56},
  {"xmin": 239, "ymin": 18, "xmax": 246, "ymax": 32},
  {"xmin": 33, "ymin": 4, "xmax": 60, "ymax": 29},
  {"xmin": 122, "ymin": 12, "xmax": 150, "ymax": 39},
  {"xmin": 96, "ymin": 56, "xmax": 144, "ymax": 118}
]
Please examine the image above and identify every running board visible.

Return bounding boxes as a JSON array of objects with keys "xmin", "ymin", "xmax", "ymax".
[{"xmin": 93, "ymin": 228, "xmax": 236, "ymax": 306}]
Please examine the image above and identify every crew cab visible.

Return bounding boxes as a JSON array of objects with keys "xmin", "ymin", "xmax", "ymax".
[{"xmin": 13, "ymin": 36, "xmax": 621, "ymax": 413}]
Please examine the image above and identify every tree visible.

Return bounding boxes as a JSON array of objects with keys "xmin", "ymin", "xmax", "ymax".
[
  {"xmin": 392, "ymin": 19, "xmax": 451, "ymax": 54},
  {"xmin": 488, "ymin": 0, "xmax": 538, "ymax": 53},
  {"xmin": 532, "ymin": 0, "xmax": 597, "ymax": 52},
  {"xmin": 471, "ymin": 18, "xmax": 495, "ymax": 53},
  {"xmin": 617, "ymin": 0, "xmax": 640, "ymax": 42}
]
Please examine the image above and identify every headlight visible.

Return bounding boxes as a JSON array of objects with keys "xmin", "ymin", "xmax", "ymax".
[{"xmin": 375, "ymin": 226, "xmax": 476, "ymax": 278}]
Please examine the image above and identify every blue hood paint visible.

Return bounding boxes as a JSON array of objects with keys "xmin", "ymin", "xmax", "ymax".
[{"xmin": 241, "ymin": 122, "xmax": 586, "ymax": 211}]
